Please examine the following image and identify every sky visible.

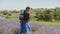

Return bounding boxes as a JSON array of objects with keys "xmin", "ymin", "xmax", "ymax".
[{"xmin": 0, "ymin": 0, "xmax": 60, "ymax": 10}]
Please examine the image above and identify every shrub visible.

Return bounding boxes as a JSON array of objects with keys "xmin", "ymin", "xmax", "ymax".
[
  {"xmin": 5, "ymin": 15, "xmax": 10, "ymax": 19},
  {"xmin": 8, "ymin": 13, "xmax": 11, "ymax": 16},
  {"xmin": 0, "ymin": 30, "xmax": 2, "ymax": 34},
  {"xmin": 3, "ymin": 11, "xmax": 8, "ymax": 15},
  {"xmin": 0, "ymin": 31, "xmax": 2, "ymax": 34},
  {"xmin": 31, "ymin": 27, "xmax": 37, "ymax": 32},
  {"xmin": 12, "ymin": 28, "xmax": 20, "ymax": 34}
]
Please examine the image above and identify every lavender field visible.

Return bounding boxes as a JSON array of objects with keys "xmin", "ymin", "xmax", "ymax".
[
  {"xmin": 0, "ymin": 19, "xmax": 60, "ymax": 34},
  {"xmin": 0, "ymin": 0, "xmax": 60, "ymax": 34}
]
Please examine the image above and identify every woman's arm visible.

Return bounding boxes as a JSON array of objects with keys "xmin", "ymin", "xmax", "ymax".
[{"xmin": 19, "ymin": 10, "xmax": 24, "ymax": 20}]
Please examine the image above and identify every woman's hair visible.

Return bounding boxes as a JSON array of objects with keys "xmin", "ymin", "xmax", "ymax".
[
  {"xmin": 26, "ymin": 6, "xmax": 30, "ymax": 10},
  {"xmin": 23, "ymin": 10, "xmax": 30, "ymax": 22}
]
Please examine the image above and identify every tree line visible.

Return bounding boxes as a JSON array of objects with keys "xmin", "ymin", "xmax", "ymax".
[
  {"xmin": 31, "ymin": 7, "xmax": 60, "ymax": 21},
  {"xmin": 0, "ymin": 7, "xmax": 60, "ymax": 21}
]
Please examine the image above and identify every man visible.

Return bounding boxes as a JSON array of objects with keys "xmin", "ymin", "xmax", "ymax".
[{"xmin": 19, "ymin": 7, "xmax": 31, "ymax": 34}]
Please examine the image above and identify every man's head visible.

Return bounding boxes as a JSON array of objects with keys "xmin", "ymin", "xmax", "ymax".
[{"xmin": 25, "ymin": 6, "xmax": 30, "ymax": 13}]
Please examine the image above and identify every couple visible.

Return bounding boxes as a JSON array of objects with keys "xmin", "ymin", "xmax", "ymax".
[{"xmin": 19, "ymin": 7, "xmax": 31, "ymax": 34}]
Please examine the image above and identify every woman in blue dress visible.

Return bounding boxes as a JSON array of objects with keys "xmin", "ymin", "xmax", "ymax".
[{"xmin": 19, "ymin": 7, "xmax": 31, "ymax": 34}]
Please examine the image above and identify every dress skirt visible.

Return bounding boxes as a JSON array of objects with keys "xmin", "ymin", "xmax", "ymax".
[{"xmin": 20, "ymin": 21, "xmax": 31, "ymax": 34}]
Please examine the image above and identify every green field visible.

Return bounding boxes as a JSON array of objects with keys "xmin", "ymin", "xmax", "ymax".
[
  {"xmin": 0, "ymin": 7, "xmax": 60, "ymax": 26},
  {"xmin": 1, "ymin": 10, "xmax": 60, "ymax": 26}
]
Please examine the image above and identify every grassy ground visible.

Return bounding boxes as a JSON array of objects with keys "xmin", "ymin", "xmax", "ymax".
[
  {"xmin": 2, "ymin": 11, "xmax": 60, "ymax": 26},
  {"xmin": 30, "ymin": 20, "xmax": 60, "ymax": 26}
]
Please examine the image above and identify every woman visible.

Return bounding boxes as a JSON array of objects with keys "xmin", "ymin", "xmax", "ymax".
[{"xmin": 19, "ymin": 7, "xmax": 31, "ymax": 34}]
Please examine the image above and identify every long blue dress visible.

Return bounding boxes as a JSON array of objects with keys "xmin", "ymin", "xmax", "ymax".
[{"xmin": 19, "ymin": 10, "xmax": 31, "ymax": 34}]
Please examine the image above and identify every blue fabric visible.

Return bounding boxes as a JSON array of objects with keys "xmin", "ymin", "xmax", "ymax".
[
  {"xmin": 19, "ymin": 10, "xmax": 24, "ymax": 20},
  {"xmin": 19, "ymin": 10, "xmax": 31, "ymax": 34}
]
